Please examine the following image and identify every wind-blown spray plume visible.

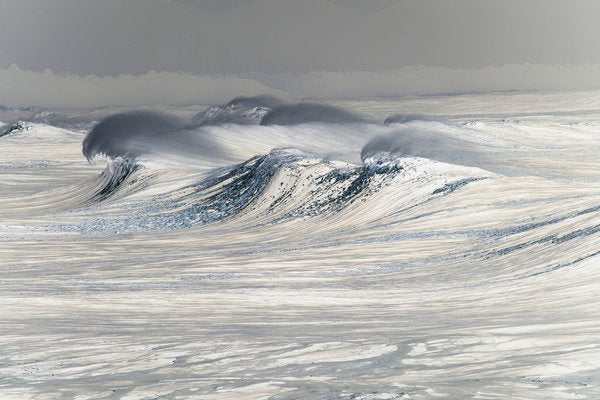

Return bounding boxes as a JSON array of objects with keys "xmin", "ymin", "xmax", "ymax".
[
  {"xmin": 384, "ymin": 114, "xmax": 436, "ymax": 125},
  {"xmin": 83, "ymin": 111, "xmax": 223, "ymax": 163},
  {"xmin": 361, "ymin": 129, "xmax": 497, "ymax": 173},
  {"xmin": 260, "ymin": 103, "xmax": 365, "ymax": 125}
]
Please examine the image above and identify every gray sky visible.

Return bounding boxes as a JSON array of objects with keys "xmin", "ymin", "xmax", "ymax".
[
  {"xmin": 2, "ymin": 0, "xmax": 600, "ymax": 107},
  {"xmin": 1, "ymin": 0, "xmax": 599, "ymax": 76}
]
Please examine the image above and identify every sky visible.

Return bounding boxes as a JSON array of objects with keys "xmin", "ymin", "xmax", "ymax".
[{"xmin": 1, "ymin": 0, "xmax": 600, "ymax": 107}]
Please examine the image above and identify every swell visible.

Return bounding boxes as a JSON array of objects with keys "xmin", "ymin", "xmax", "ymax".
[
  {"xmin": 52, "ymin": 145, "xmax": 600, "ymax": 288},
  {"xmin": 54, "ymin": 149, "xmax": 490, "ymax": 233}
]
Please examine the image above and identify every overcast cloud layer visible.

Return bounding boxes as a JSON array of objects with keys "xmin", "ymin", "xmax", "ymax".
[
  {"xmin": 1, "ymin": 0, "xmax": 600, "ymax": 107},
  {"xmin": 4, "ymin": 63, "xmax": 600, "ymax": 109}
]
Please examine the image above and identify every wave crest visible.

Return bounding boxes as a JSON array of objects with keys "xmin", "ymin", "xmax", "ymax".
[{"xmin": 189, "ymin": 95, "xmax": 283, "ymax": 127}]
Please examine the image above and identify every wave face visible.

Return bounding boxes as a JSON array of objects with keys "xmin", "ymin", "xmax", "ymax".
[
  {"xmin": 88, "ymin": 158, "xmax": 143, "ymax": 202},
  {"xmin": 1, "ymin": 93, "xmax": 600, "ymax": 399}
]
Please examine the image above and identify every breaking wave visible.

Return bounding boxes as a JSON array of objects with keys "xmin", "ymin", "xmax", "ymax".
[
  {"xmin": 70, "ymin": 96, "xmax": 582, "ymax": 219},
  {"xmin": 189, "ymin": 95, "xmax": 283, "ymax": 127},
  {"xmin": 82, "ymin": 111, "xmax": 186, "ymax": 161},
  {"xmin": 57, "ymin": 148, "xmax": 491, "ymax": 233},
  {"xmin": 82, "ymin": 110, "xmax": 225, "ymax": 165},
  {"xmin": 189, "ymin": 97, "xmax": 365, "ymax": 127}
]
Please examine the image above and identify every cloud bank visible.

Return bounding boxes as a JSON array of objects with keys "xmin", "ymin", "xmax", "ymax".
[
  {"xmin": 0, "ymin": 64, "xmax": 288, "ymax": 109},
  {"xmin": 258, "ymin": 64, "xmax": 600, "ymax": 100},
  {"xmin": 4, "ymin": 63, "xmax": 600, "ymax": 109}
]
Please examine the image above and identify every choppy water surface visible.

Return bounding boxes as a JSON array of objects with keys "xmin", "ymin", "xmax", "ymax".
[{"xmin": 1, "ymin": 92, "xmax": 600, "ymax": 399}]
